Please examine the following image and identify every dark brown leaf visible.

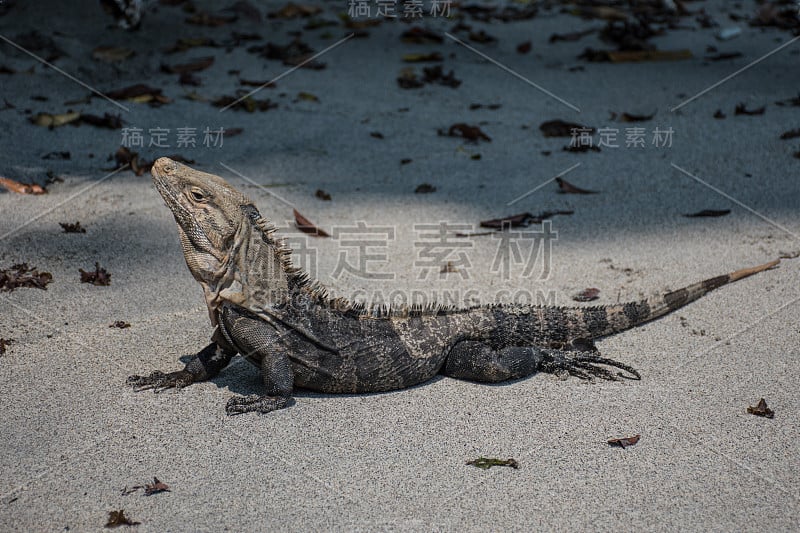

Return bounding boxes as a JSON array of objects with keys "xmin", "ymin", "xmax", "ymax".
[
  {"xmin": 400, "ymin": 158, "xmax": 413, "ymax": 165},
  {"xmin": 580, "ymin": 48, "xmax": 692, "ymax": 62},
  {"xmin": 414, "ymin": 183, "xmax": 436, "ymax": 194},
  {"xmin": 42, "ymin": 151, "xmax": 71, "ymax": 160},
  {"xmin": 0, "ymin": 264, "xmax": 53, "ymax": 292},
  {"xmin": 776, "ymin": 94, "xmax": 800, "ymax": 107},
  {"xmin": 161, "ymin": 56, "xmax": 214, "ymax": 74},
  {"xmin": 238, "ymin": 79, "xmax": 277, "ymax": 88},
  {"xmin": 516, "ymin": 41, "xmax": 532, "ymax": 54},
  {"xmin": 480, "ymin": 210, "xmax": 573, "ymax": 229},
  {"xmin": 80, "ymin": 113, "xmax": 123, "ymax": 129},
  {"xmin": 469, "ymin": 103, "xmax": 501, "ymax": 111},
  {"xmin": 466, "ymin": 457, "xmax": 519, "ymax": 470},
  {"xmin": 468, "ymin": 30, "xmax": 496, "ymax": 44},
  {"xmin": 106, "ymin": 84, "xmax": 170, "ymax": 105},
  {"xmin": 556, "ymin": 177, "xmax": 597, "ymax": 194},
  {"xmin": 315, "ymin": 189, "xmax": 331, "ymax": 201},
  {"xmin": 611, "ymin": 111, "xmax": 655, "ymax": 122},
  {"xmin": 747, "ymin": 398, "xmax": 774, "ymax": 419},
  {"xmin": 705, "ymin": 52, "xmax": 743, "ymax": 61},
  {"xmin": 370, "ymin": 131, "xmax": 384, "ymax": 139},
  {"xmin": 441, "ymin": 123, "xmax": 490, "ymax": 142},
  {"xmin": 112, "ymin": 147, "xmax": 151, "ymax": 176},
  {"xmin": 422, "ymin": 65, "xmax": 461, "ymax": 88},
  {"xmin": 144, "ymin": 477, "xmax": 170, "ymax": 496},
  {"xmin": 683, "ymin": 209, "xmax": 731, "ymax": 218},
  {"xmin": 713, "ymin": 109, "xmax": 726, "ymax": 119},
  {"xmin": 734, "ymin": 103, "xmax": 765, "ymax": 116},
  {"xmin": 211, "ymin": 95, "xmax": 277, "ymax": 112},
  {"xmin": 293, "ymin": 209, "xmax": 330, "ymax": 237},
  {"xmin": 109, "ymin": 321, "xmax": 131, "ymax": 329},
  {"xmin": 268, "ymin": 2, "xmax": 321, "ymax": 19},
  {"xmin": 780, "ymin": 129, "xmax": 800, "ymax": 140},
  {"xmin": 60, "ymin": 221, "xmax": 86, "ymax": 233},
  {"xmin": 608, "ymin": 434, "xmax": 640, "ymax": 448},
  {"xmin": 79, "ymin": 262, "xmax": 111, "ymax": 286},
  {"xmin": 402, "ymin": 52, "xmax": 443, "ymax": 63},
  {"xmin": 573, "ymin": 288, "xmax": 600, "ymax": 302},
  {"xmin": 0, "ymin": 176, "xmax": 47, "ymax": 194},
  {"xmin": 539, "ymin": 120, "xmax": 594, "ymax": 137},
  {"xmin": 105, "ymin": 509, "xmax": 140, "ymax": 528},
  {"xmin": 401, "ymin": 27, "xmax": 443, "ymax": 44}
]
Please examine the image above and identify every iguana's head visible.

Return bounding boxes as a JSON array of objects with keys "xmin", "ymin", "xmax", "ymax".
[{"xmin": 151, "ymin": 157, "xmax": 253, "ymax": 283}]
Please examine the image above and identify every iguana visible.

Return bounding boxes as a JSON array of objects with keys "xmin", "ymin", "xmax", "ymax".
[{"xmin": 128, "ymin": 157, "xmax": 780, "ymax": 415}]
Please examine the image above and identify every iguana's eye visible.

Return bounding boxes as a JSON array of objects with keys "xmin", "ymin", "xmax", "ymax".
[{"xmin": 188, "ymin": 187, "xmax": 208, "ymax": 203}]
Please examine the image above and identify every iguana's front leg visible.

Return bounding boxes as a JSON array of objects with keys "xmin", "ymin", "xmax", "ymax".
[
  {"xmin": 127, "ymin": 342, "xmax": 235, "ymax": 392},
  {"xmin": 220, "ymin": 306, "xmax": 294, "ymax": 416}
]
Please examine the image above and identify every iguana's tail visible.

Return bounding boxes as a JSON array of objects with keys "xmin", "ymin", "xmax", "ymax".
[{"xmin": 586, "ymin": 258, "xmax": 780, "ymax": 339}]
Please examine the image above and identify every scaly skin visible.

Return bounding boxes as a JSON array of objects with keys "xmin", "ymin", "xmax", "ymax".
[{"xmin": 128, "ymin": 157, "xmax": 780, "ymax": 415}]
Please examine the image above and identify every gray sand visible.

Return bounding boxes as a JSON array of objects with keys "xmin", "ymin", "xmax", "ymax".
[{"xmin": 1, "ymin": 1, "xmax": 798, "ymax": 531}]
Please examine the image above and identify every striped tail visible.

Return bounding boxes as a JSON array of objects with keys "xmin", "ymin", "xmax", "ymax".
[{"xmin": 585, "ymin": 259, "xmax": 780, "ymax": 339}]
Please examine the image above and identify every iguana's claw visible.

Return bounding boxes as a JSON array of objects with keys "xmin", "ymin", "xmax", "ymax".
[
  {"xmin": 126, "ymin": 370, "xmax": 194, "ymax": 392},
  {"xmin": 225, "ymin": 394, "xmax": 288, "ymax": 416}
]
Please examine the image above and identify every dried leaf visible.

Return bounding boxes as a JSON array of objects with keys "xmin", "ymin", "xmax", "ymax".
[
  {"xmin": 683, "ymin": 209, "xmax": 730, "ymax": 218},
  {"xmin": 0, "ymin": 338, "xmax": 10, "ymax": 355},
  {"xmin": 293, "ymin": 209, "xmax": 330, "ymax": 238},
  {"xmin": 516, "ymin": 41, "xmax": 532, "ymax": 54},
  {"xmin": 225, "ymin": 127, "xmax": 244, "ymax": 137},
  {"xmin": 0, "ymin": 176, "xmax": 47, "ymax": 194},
  {"xmin": 161, "ymin": 56, "xmax": 214, "ymax": 74},
  {"xmin": 734, "ymin": 103, "xmax": 765, "ymax": 116},
  {"xmin": 775, "ymin": 94, "xmax": 800, "ymax": 107},
  {"xmin": 440, "ymin": 262, "xmax": 458, "ymax": 274},
  {"xmin": 573, "ymin": 288, "xmax": 600, "ymax": 302},
  {"xmin": 581, "ymin": 48, "xmax": 692, "ymax": 62},
  {"xmin": 401, "ymin": 27, "xmax": 443, "ymax": 44},
  {"xmin": 539, "ymin": 120, "xmax": 594, "ymax": 137},
  {"xmin": 400, "ymin": 158, "xmax": 412, "ymax": 165},
  {"xmin": 79, "ymin": 262, "xmax": 111, "ymax": 286},
  {"xmin": 469, "ymin": 103, "xmax": 501, "ymax": 110},
  {"xmin": 296, "ymin": 91, "xmax": 319, "ymax": 102},
  {"xmin": 268, "ymin": 2, "xmax": 321, "ymax": 19},
  {"xmin": 747, "ymin": 398, "xmax": 774, "ymax": 419},
  {"xmin": 315, "ymin": 189, "xmax": 331, "ymax": 201},
  {"xmin": 608, "ymin": 434, "xmax": 640, "ymax": 448},
  {"xmin": 211, "ymin": 95, "xmax": 277, "ymax": 112},
  {"xmin": 397, "ymin": 68, "xmax": 424, "ymax": 89},
  {"xmin": 106, "ymin": 84, "xmax": 169, "ymax": 105},
  {"xmin": 414, "ymin": 183, "xmax": 436, "ymax": 194},
  {"xmin": 112, "ymin": 146, "xmax": 151, "ymax": 176},
  {"xmin": 80, "ymin": 113, "xmax": 123, "ymax": 129},
  {"xmin": 468, "ymin": 30, "xmax": 496, "ymax": 44},
  {"xmin": 31, "ymin": 111, "xmax": 81, "ymax": 128},
  {"xmin": 713, "ymin": 109, "xmax": 726, "ymax": 119},
  {"xmin": 779, "ymin": 129, "xmax": 800, "ymax": 140},
  {"xmin": 60, "ymin": 221, "xmax": 86, "ymax": 233},
  {"xmin": 1, "ymin": 265, "xmax": 55, "ymax": 292},
  {"xmin": 480, "ymin": 210, "xmax": 573, "ymax": 229},
  {"xmin": 611, "ymin": 111, "xmax": 655, "ymax": 122},
  {"xmin": 466, "ymin": 457, "xmax": 519, "ymax": 470},
  {"xmin": 422, "ymin": 65, "xmax": 461, "ymax": 88},
  {"xmin": 441, "ymin": 123, "xmax": 490, "ymax": 142},
  {"xmin": 110, "ymin": 321, "xmax": 131, "ymax": 329},
  {"xmin": 556, "ymin": 177, "xmax": 597, "ymax": 194},
  {"xmin": 239, "ymin": 79, "xmax": 277, "ymax": 88},
  {"xmin": 402, "ymin": 52, "xmax": 443, "ymax": 63},
  {"xmin": 42, "ymin": 151, "xmax": 71, "ymax": 160},
  {"xmin": 92, "ymin": 46, "xmax": 135, "ymax": 63},
  {"xmin": 369, "ymin": 131, "xmax": 384, "ymax": 139},
  {"xmin": 105, "ymin": 509, "xmax": 140, "ymax": 528},
  {"xmin": 144, "ymin": 477, "xmax": 170, "ymax": 496},
  {"xmin": 705, "ymin": 52, "xmax": 743, "ymax": 61}
]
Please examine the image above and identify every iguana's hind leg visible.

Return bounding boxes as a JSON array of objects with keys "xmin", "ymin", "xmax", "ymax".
[
  {"xmin": 443, "ymin": 341, "xmax": 640, "ymax": 383},
  {"xmin": 127, "ymin": 342, "xmax": 235, "ymax": 392},
  {"xmin": 220, "ymin": 306, "xmax": 294, "ymax": 416},
  {"xmin": 443, "ymin": 341, "xmax": 545, "ymax": 383}
]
